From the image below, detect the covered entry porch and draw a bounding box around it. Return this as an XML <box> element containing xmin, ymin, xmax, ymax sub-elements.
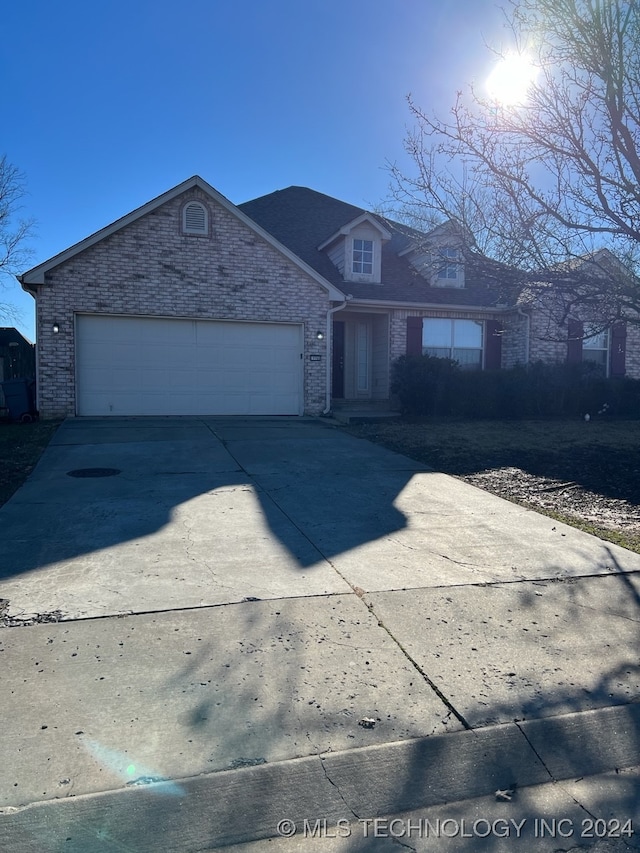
<box><xmin>331</xmin><ymin>310</ymin><xmax>391</xmax><ymax>404</ymax></box>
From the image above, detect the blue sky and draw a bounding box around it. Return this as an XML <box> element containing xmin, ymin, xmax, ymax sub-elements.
<box><xmin>2</xmin><ymin>0</ymin><xmax>507</xmax><ymax>341</ymax></box>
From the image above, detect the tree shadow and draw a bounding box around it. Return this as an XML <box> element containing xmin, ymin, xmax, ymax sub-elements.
<box><xmin>2</xmin><ymin>422</ymin><xmax>640</xmax><ymax>851</ymax></box>
<box><xmin>3</xmin><ymin>549</ymin><xmax>640</xmax><ymax>851</ymax></box>
<box><xmin>350</xmin><ymin>420</ymin><xmax>640</xmax><ymax>506</ymax></box>
<box><xmin>0</xmin><ymin>417</ymin><xmax>420</xmax><ymax>617</ymax></box>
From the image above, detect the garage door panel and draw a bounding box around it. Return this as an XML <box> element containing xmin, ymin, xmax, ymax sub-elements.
<box><xmin>76</xmin><ymin>316</ymin><xmax>304</xmax><ymax>416</ymax></box>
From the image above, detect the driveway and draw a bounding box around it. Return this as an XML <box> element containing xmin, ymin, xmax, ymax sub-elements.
<box><xmin>2</xmin><ymin>415</ymin><xmax>640</xmax><ymax>621</ymax></box>
<box><xmin>2</xmin><ymin>417</ymin><xmax>640</xmax><ymax>851</ymax></box>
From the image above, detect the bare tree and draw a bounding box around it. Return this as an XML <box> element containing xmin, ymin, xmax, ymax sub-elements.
<box><xmin>388</xmin><ymin>0</ymin><xmax>640</xmax><ymax>330</ymax></box>
<box><xmin>0</xmin><ymin>155</ymin><xmax>34</xmax><ymax>322</ymax></box>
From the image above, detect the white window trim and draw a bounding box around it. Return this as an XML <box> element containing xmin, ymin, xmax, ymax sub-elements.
<box><xmin>430</xmin><ymin>247</ymin><xmax>465</xmax><ymax>288</ymax></box>
<box><xmin>352</xmin><ymin>238</ymin><xmax>374</xmax><ymax>276</ymax></box>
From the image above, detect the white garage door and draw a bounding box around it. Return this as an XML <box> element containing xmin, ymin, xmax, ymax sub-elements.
<box><xmin>76</xmin><ymin>315</ymin><xmax>304</xmax><ymax>416</ymax></box>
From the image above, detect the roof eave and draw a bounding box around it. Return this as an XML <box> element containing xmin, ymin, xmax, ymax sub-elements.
<box><xmin>347</xmin><ymin>296</ymin><xmax>518</xmax><ymax>312</ymax></box>
<box><xmin>317</xmin><ymin>213</ymin><xmax>393</xmax><ymax>251</ymax></box>
<box><xmin>19</xmin><ymin>175</ymin><xmax>346</xmax><ymax>301</ymax></box>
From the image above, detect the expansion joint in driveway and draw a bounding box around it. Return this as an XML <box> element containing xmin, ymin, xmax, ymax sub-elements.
<box><xmin>513</xmin><ymin>720</ymin><xmax>555</xmax><ymax>782</ymax></box>
<box><xmin>204</xmin><ymin>423</ymin><xmax>473</xmax><ymax>730</ymax></box>
<box><xmin>361</xmin><ymin>595</ymin><xmax>473</xmax><ymax>732</ymax></box>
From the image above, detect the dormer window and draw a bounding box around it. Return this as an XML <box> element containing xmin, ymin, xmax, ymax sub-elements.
<box><xmin>438</xmin><ymin>247</ymin><xmax>459</xmax><ymax>280</ymax></box>
<box><xmin>318</xmin><ymin>213</ymin><xmax>391</xmax><ymax>284</ymax></box>
<box><xmin>431</xmin><ymin>246</ymin><xmax>464</xmax><ymax>288</ymax></box>
<box><xmin>353</xmin><ymin>239</ymin><xmax>373</xmax><ymax>275</ymax></box>
<box><xmin>182</xmin><ymin>201</ymin><xmax>208</xmax><ymax>235</ymax></box>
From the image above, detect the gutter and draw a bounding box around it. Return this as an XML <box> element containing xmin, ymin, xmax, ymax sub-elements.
<box><xmin>16</xmin><ymin>274</ymin><xmax>38</xmax><ymax>299</ymax></box>
<box><xmin>323</xmin><ymin>298</ymin><xmax>350</xmax><ymax>415</ymax></box>
<box><xmin>346</xmin><ymin>297</ymin><xmax>516</xmax><ymax>313</ymax></box>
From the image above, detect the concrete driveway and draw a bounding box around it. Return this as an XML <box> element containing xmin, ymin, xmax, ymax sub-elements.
<box><xmin>1</xmin><ymin>416</ymin><xmax>639</xmax><ymax>621</ymax></box>
<box><xmin>2</xmin><ymin>417</ymin><xmax>640</xmax><ymax>852</ymax></box>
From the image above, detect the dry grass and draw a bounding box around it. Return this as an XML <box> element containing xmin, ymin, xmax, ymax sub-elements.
<box><xmin>0</xmin><ymin>420</ymin><xmax>62</xmax><ymax>507</ymax></box>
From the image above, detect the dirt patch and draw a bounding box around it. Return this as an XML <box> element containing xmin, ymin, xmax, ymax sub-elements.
<box><xmin>0</xmin><ymin>599</ymin><xmax>65</xmax><ymax>628</ymax></box>
<box><xmin>461</xmin><ymin>467</ymin><xmax>640</xmax><ymax>540</ymax></box>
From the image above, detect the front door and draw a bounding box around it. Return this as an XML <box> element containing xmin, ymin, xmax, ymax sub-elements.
<box><xmin>332</xmin><ymin>320</ymin><xmax>345</xmax><ymax>398</ymax></box>
<box><xmin>355</xmin><ymin>320</ymin><xmax>370</xmax><ymax>396</ymax></box>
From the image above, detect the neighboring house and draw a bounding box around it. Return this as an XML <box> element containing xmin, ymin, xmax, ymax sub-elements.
<box><xmin>0</xmin><ymin>327</ymin><xmax>35</xmax><ymax>416</ymax></box>
<box><xmin>18</xmin><ymin>176</ymin><xmax>640</xmax><ymax>419</ymax></box>
<box><xmin>0</xmin><ymin>328</ymin><xmax>35</xmax><ymax>383</ymax></box>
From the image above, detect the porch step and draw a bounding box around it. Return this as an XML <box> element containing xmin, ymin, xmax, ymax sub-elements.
<box><xmin>330</xmin><ymin>409</ymin><xmax>402</xmax><ymax>425</ymax></box>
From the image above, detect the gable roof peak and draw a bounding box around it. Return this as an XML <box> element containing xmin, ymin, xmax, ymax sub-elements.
<box><xmin>19</xmin><ymin>176</ymin><xmax>345</xmax><ymax>300</ymax></box>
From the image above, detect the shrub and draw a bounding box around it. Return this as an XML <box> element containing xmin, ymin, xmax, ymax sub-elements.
<box><xmin>391</xmin><ymin>355</ymin><xmax>640</xmax><ymax>419</ymax></box>
<box><xmin>391</xmin><ymin>354</ymin><xmax>459</xmax><ymax>416</ymax></box>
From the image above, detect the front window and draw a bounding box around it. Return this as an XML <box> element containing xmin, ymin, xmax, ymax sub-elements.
<box><xmin>353</xmin><ymin>239</ymin><xmax>373</xmax><ymax>275</ymax></box>
<box><xmin>583</xmin><ymin>325</ymin><xmax>609</xmax><ymax>373</ymax></box>
<box><xmin>422</xmin><ymin>318</ymin><xmax>483</xmax><ymax>370</ymax></box>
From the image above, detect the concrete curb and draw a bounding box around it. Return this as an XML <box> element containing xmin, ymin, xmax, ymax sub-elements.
<box><xmin>2</xmin><ymin>703</ymin><xmax>639</xmax><ymax>852</ymax></box>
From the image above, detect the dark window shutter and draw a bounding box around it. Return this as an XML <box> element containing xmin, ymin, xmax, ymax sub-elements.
<box><xmin>484</xmin><ymin>320</ymin><xmax>503</xmax><ymax>370</ymax></box>
<box><xmin>406</xmin><ymin>316</ymin><xmax>423</xmax><ymax>356</ymax></box>
<box><xmin>610</xmin><ymin>321</ymin><xmax>627</xmax><ymax>377</ymax></box>
<box><xmin>567</xmin><ymin>319</ymin><xmax>583</xmax><ymax>363</ymax></box>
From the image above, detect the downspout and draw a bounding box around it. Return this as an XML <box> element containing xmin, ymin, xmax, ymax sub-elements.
<box><xmin>517</xmin><ymin>307</ymin><xmax>530</xmax><ymax>364</ymax></box>
<box><xmin>323</xmin><ymin>296</ymin><xmax>350</xmax><ymax>415</ymax></box>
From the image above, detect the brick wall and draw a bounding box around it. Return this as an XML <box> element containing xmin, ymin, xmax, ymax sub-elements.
<box><xmin>501</xmin><ymin>312</ymin><xmax>528</xmax><ymax>368</ymax></box>
<box><xmin>528</xmin><ymin>306</ymin><xmax>640</xmax><ymax>379</ymax></box>
<box><xmin>35</xmin><ymin>188</ymin><xmax>331</xmax><ymax>417</ymax></box>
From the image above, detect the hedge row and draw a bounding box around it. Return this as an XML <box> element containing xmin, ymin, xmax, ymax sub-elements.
<box><xmin>391</xmin><ymin>355</ymin><xmax>640</xmax><ymax>418</ymax></box>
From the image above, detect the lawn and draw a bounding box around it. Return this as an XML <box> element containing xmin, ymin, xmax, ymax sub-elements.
<box><xmin>345</xmin><ymin>418</ymin><xmax>640</xmax><ymax>554</ymax></box>
<box><xmin>0</xmin><ymin>420</ymin><xmax>62</xmax><ymax>507</ymax></box>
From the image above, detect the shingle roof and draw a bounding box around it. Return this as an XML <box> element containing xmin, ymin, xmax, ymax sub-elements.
<box><xmin>239</xmin><ymin>186</ymin><xmax>511</xmax><ymax>309</ymax></box>
<box><xmin>0</xmin><ymin>327</ymin><xmax>33</xmax><ymax>347</ymax></box>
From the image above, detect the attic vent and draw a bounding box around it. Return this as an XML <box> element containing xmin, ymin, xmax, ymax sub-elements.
<box><xmin>183</xmin><ymin>201</ymin><xmax>208</xmax><ymax>235</ymax></box>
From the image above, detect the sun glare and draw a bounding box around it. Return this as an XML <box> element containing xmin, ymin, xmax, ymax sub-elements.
<box><xmin>486</xmin><ymin>52</ymin><xmax>538</xmax><ymax>106</ymax></box>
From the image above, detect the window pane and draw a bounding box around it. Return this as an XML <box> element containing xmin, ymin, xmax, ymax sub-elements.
<box><xmin>453</xmin><ymin>320</ymin><xmax>483</xmax><ymax>348</ymax></box>
<box><xmin>453</xmin><ymin>348</ymin><xmax>482</xmax><ymax>369</ymax></box>
<box><xmin>583</xmin><ymin>349</ymin><xmax>607</xmax><ymax>369</ymax></box>
<box><xmin>438</xmin><ymin>264</ymin><xmax>457</xmax><ymax>279</ymax></box>
<box><xmin>583</xmin><ymin>328</ymin><xmax>608</xmax><ymax>349</ymax></box>
<box><xmin>437</xmin><ymin>247</ymin><xmax>459</xmax><ymax>279</ymax></box>
<box><xmin>422</xmin><ymin>319</ymin><xmax>452</xmax><ymax>348</ymax></box>
<box><xmin>424</xmin><ymin>347</ymin><xmax>452</xmax><ymax>359</ymax></box>
<box><xmin>353</xmin><ymin>239</ymin><xmax>373</xmax><ymax>274</ymax></box>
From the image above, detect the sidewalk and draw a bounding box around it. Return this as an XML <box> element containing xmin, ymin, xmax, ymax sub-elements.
<box><xmin>1</xmin><ymin>417</ymin><xmax>639</xmax><ymax>851</ymax></box>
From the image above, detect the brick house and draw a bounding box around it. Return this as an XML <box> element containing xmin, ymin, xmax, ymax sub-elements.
<box><xmin>19</xmin><ymin>176</ymin><xmax>640</xmax><ymax>419</ymax></box>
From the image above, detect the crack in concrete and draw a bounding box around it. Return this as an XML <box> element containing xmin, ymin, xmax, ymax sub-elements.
<box><xmin>555</xmin><ymin>781</ymin><xmax>600</xmax><ymax>824</ymax></box>
<box><xmin>318</xmin><ymin>753</ymin><xmax>361</xmax><ymax>821</ymax></box>
<box><xmin>386</xmin><ymin>537</ymin><xmax>487</xmax><ymax>574</ymax></box>
<box><xmin>180</xmin><ymin>516</ymin><xmax>237</xmax><ymax>594</ymax></box>
<box><xmin>391</xmin><ymin>835</ymin><xmax>418</xmax><ymax>852</ymax></box>
<box><xmin>513</xmin><ymin>720</ymin><xmax>555</xmax><ymax>783</ymax></box>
